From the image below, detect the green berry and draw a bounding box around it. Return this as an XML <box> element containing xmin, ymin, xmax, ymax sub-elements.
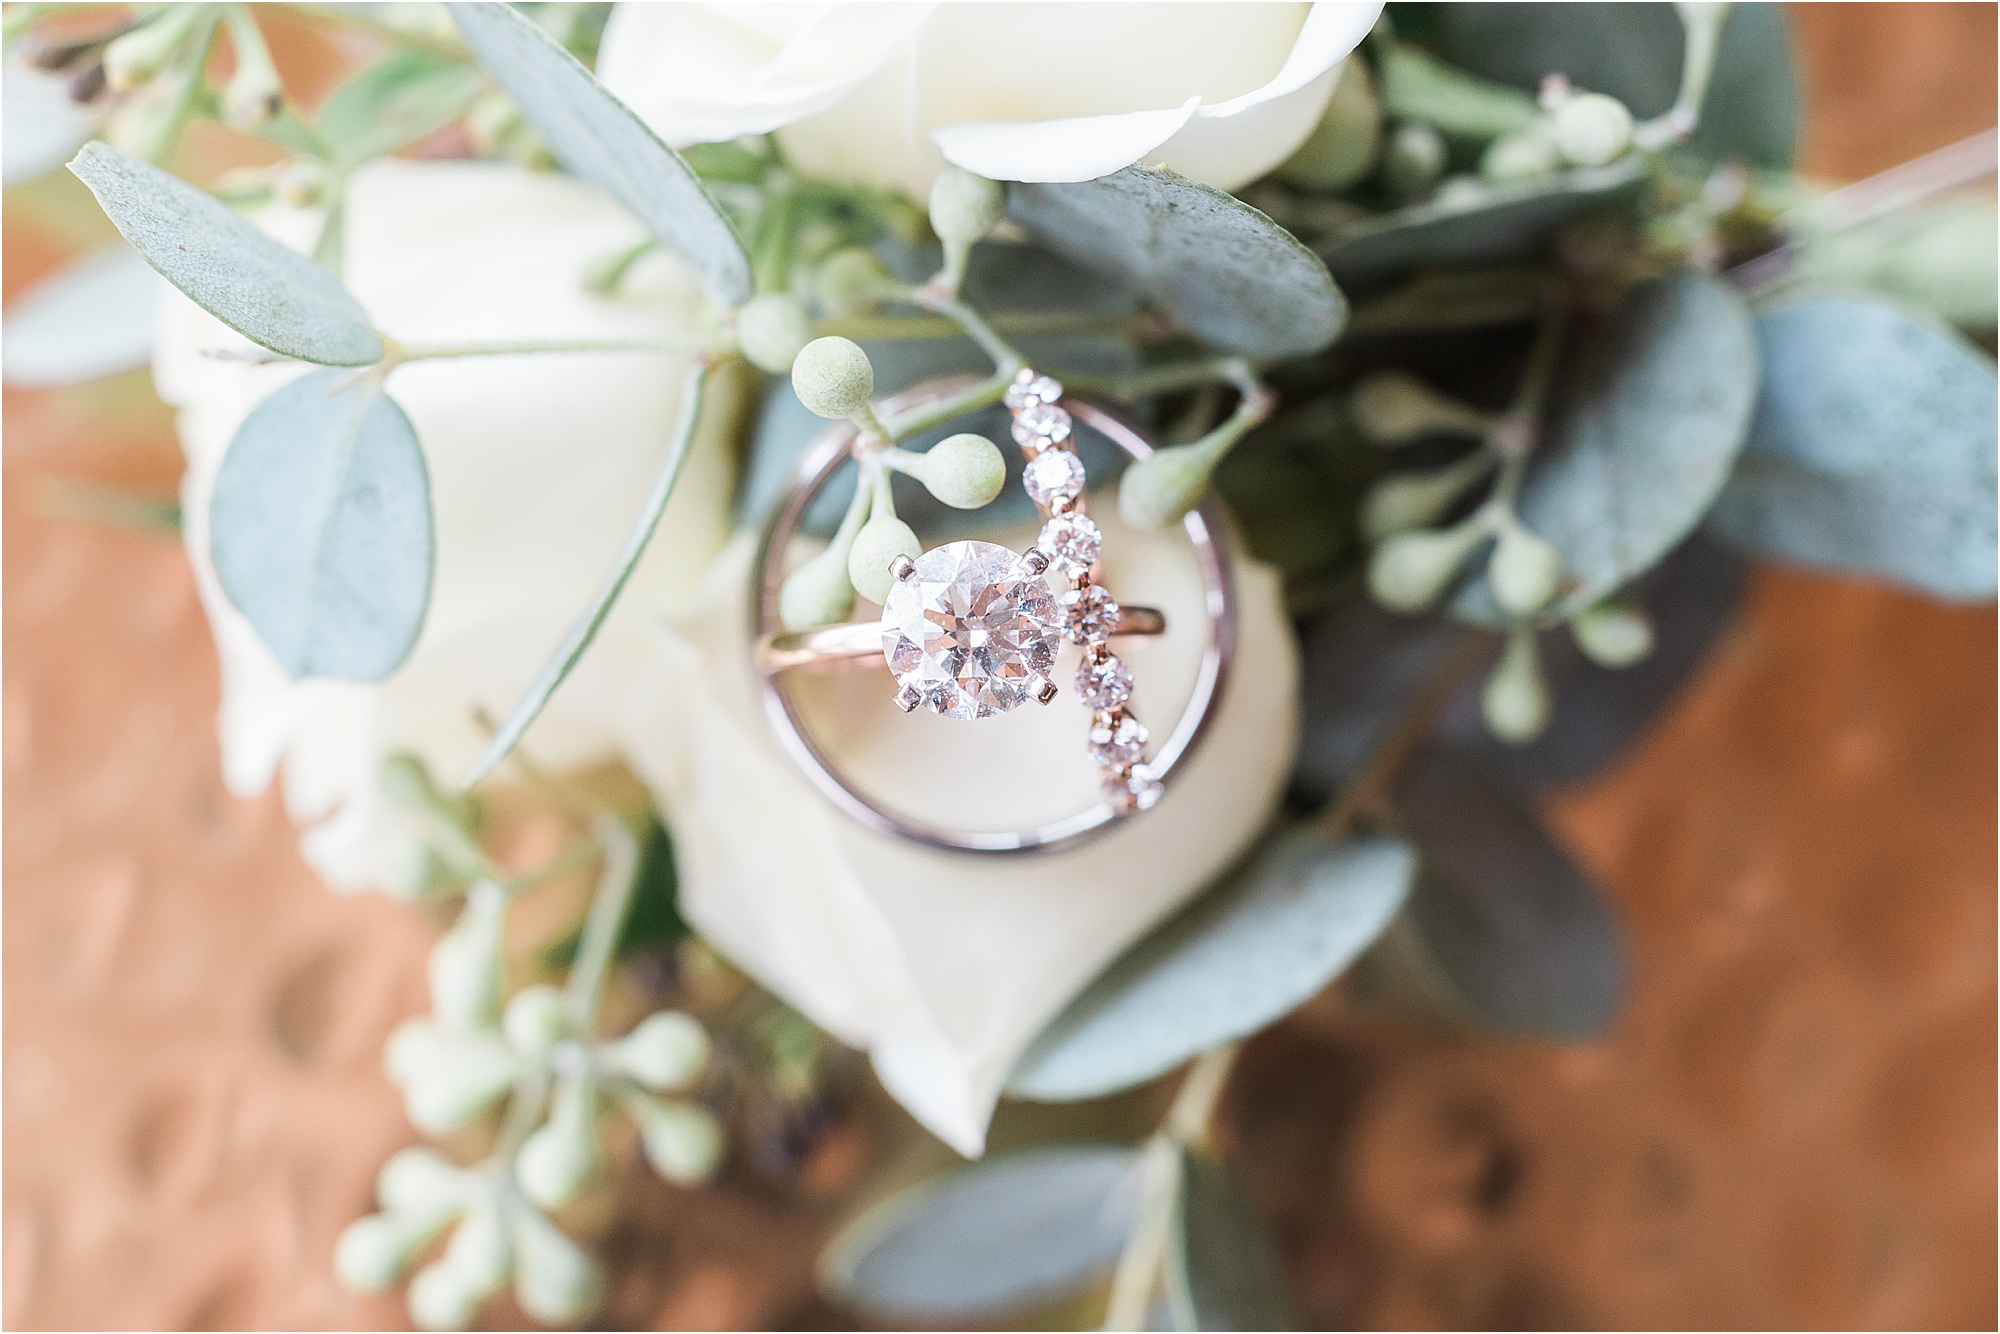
<box><xmin>508</xmin><ymin>1202</ymin><xmax>604</xmax><ymax>1327</ymax></box>
<box><xmin>630</xmin><ymin>1095</ymin><xmax>726</xmax><ymax>1185</ymax></box>
<box><xmin>778</xmin><ymin>545</ymin><xmax>857</xmax><ymax>631</ymax></box>
<box><xmin>428</xmin><ymin>883</ymin><xmax>505</xmax><ymax>1029</ymax></box>
<box><xmin>791</xmin><ymin>336</ymin><xmax>875</xmax><ymax>419</ymax></box>
<box><xmin>736</xmin><ymin>293</ymin><xmax>816</xmax><ymax>374</ymax></box>
<box><xmin>1277</xmin><ymin>58</ymin><xmax>1380</xmax><ymax>192</ymax></box>
<box><xmin>407</xmin><ymin>1258</ymin><xmax>482</xmax><ymax>1332</ymax></box>
<box><xmin>501</xmin><ymin>985</ymin><xmax>569</xmax><ymax>1058</ymax></box>
<box><xmin>1483</xmin><ymin>628</ymin><xmax>1550</xmax><ymax>743</ymax></box>
<box><xmin>1480</xmin><ymin>125</ymin><xmax>1561</xmax><ymax>182</ymax></box>
<box><xmin>848</xmin><ymin>515</ymin><xmax>922</xmax><ymax>604</ymax></box>
<box><xmin>1350</xmin><ymin>370</ymin><xmax>1492</xmax><ymax>445</ymax></box>
<box><xmin>1572</xmin><ymin>600</ymin><xmax>1655</xmax><ymax>667</ymax></box>
<box><xmin>1553</xmin><ymin>92</ymin><xmax>1634</xmax><ymax>167</ymax></box>
<box><xmin>1382</xmin><ymin>122</ymin><xmax>1446</xmax><ymax>204</ymax></box>
<box><xmin>1367</xmin><ymin>522</ymin><xmax>1485</xmax><ymax>613</ymax></box>
<box><xmin>816</xmin><ymin>248</ymin><xmax>895</xmax><ymax>318</ymax></box>
<box><xmin>928</xmin><ymin>165</ymin><xmax>1006</xmax><ymax>246</ymax></box>
<box><xmin>1488</xmin><ymin>524</ymin><xmax>1563</xmax><ymax>615</ymax></box>
<box><xmin>611</xmin><ymin>1011</ymin><xmax>710</xmax><ymax>1091</ymax></box>
<box><xmin>915</xmin><ymin>434</ymin><xmax>1005</xmax><ymax>509</ymax></box>
<box><xmin>1118</xmin><ymin>443</ymin><xmax>1216</xmax><ymax>530</ymax></box>
<box><xmin>515</xmin><ymin>1078</ymin><xmax>599</xmax><ymax>1209</ymax></box>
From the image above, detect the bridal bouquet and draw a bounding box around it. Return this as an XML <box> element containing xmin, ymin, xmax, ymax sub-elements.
<box><xmin>9</xmin><ymin>1</ymin><xmax>1993</xmax><ymax>1327</ymax></box>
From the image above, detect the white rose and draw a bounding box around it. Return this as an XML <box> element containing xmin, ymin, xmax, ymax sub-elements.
<box><xmin>596</xmin><ymin>2</ymin><xmax>1384</xmax><ymax>199</ymax></box>
<box><xmin>624</xmin><ymin>507</ymin><xmax>1298</xmax><ymax>1155</ymax></box>
<box><xmin>155</xmin><ymin>160</ymin><xmax>736</xmax><ymax>890</ymax></box>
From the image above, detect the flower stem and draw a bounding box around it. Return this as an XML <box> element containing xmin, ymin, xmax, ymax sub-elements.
<box><xmin>881</xmin><ymin>370</ymin><xmax>1016</xmax><ymax>443</ymax></box>
<box><xmin>390</xmin><ymin>337</ymin><xmax>710</xmax><ymax>363</ymax></box>
<box><xmin>562</xmin><ymin>816</ymin><xmax>641</xmax><ymax>1032</ymax></box>
<box><xmin>906</xmin><ymin>284</ymin><xmax>1025</xmax><ymax>377</ymax></box>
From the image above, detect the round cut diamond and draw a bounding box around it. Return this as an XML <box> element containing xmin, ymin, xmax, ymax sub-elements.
<box><xmin>1004</xmin><ymin>373</ymin><xmax>1063</xmax><ymax>410</ymax></box>
<box><xmin>1075</xmin><ymin>653</ymin><xmax>1133</xmax><ymax>709</ymax></box>
<box><xmin>1011</xmin><ymin>401</ymin><xmax>1072</xmax><ymax>449</ymax></box>
<box><xmin>1089</xmin><ymin>713</ymin><xmax>1149</xmax><ymax>767</ymax></box>
<box><xmin>1061</xmin><ymin>584</ymin><xmax>1120</xmax><ymax>645</ymax></box>
<box><xmin>1036</xmin><ymin>514</ymin><xmax>1101</xmax><ymax>573</ymax></box>
<box><xmin>880</xmin><ymin>540</ymin><xmax>1060</xmax><ymax>720</ymax></box>
<box><xmin>1024</xmin><ymin>448</ymin><xmax>1086</xmax><ymax>506</ymax></box>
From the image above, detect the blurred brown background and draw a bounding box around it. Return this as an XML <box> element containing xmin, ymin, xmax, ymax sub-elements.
<box><xmin>4</xmin><ymin>5</ymin><xmax>1995</xmax><ymax>1330</ymax></box>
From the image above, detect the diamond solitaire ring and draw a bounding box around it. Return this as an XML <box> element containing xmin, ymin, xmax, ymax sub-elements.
<box><xmin>752</xmin><ymin>374</ymin><xmax>1235</xmax><ymax>855</ymax></box>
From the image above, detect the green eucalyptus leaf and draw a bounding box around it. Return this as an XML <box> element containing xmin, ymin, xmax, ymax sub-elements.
<box><xmin>1793</xmin><ymin>201</ymin><xmax>1999</xmax><ymax>335</ymax></box>
<box><xmin>318</xmin><ymin>48</ymin><xmax>487</xmax><ymax>166</ymax></box>
<box><xmin>465</xmin><ymin>362</ymin><xmax>709</xmax><ymax>785</ymax></box>
<box><xmin>1166</xmin><ymin>1148</ymin><xmax>1297</xmax><ymax>1332</ymax></box>
<box><xmin>1009</xmin><ymin>165</ymin><xmax>1346</xmax><ymax>359</ymax></box>
<box><xmin>1455</xmin><ymin>270</ymin><xmax>1759</xmax><ymax>624</ymax></box>
<box><xmin>1396</xmin><ymin>742</ymin><xmax>1623</xmax><ymax>1036</ymax></box>
<box><xmin>1390</xmin><ymin>2</ymin><xmax>1797</xmax><ymax>167</ymax></box>
<box><xmin>210</xmin><ymin>368</ymin><xmax>432</xmax><ymax>680</ymax></box>
<box><xmin>447</xmin><ymin>1</ymin><xmax>752</xmax><ymax>306</ymax></box>
<box><xmin>1707</xmin><ymin>291</ymin><xmax>1998</xmax><ymax>600</ymax></box>
<box><xmin>1008</xmin><ymin>831</ymin><xmax>1415</xmax><ymax>1103</ymax></box>
<box><xmin>67</xmin><ymin>141</ymin><xmax>384</xmax><ymax>366</ymax></box>
<box><xmin>819</xmin><ymin>1144</ymin><xmax>1139</xmax><ymax>1323</ymax></box>
<box><xmin>1320</xmin><ymin>157</ymin><xmax>1644</xmax><ymax>288</ymax></box>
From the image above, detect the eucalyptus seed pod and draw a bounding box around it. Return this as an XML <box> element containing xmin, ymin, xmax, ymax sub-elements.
<box><xmin>909</xmin><ymin>433</ymin><xmax>1005</xmax><ymax>509</ymax></box>
<box><xmin>778</xmin><ymin>544</ymin><xmax>857</xmax><ymax>631</ymax></box>
<box><xmin>220</xmin><ymin>9</ymin><xmax>283</xmax><ymax>130</ymax></box>
<box><xmin>377</xmin><ymin>1146</ymin><xmax>474</xmax><ymax>1219</ymax></box>
<box><xmin>502</xmin><ymin>984</ymin><xmax>570</xmax><ymax>1058</ymax></box>
<box><xmin>1118</xmin><ymin>441</ymin><xmax>1217</xmax><ymax>530</ymax></box>
<box><xmin>1349</xmin><ymin>370</ymin><xmax>1494</xmax><ymax>446</ymax></box>
<box><xmin>1360</xmin><ymin>453</ymin><xmax>1496</xmax><ymax>541</ymax></box>
<box><xmin>628</xmin><ymin>1092</ymin><xmax>726</xmax><ymax>1186</ymax></box>
<box><xmin>102</xmin><ymin>7</ymin><xmax>203</xmax><ymax>91</ymax></box>
<box><xmin>515</xmin><ymin>1074</ymin><xmax>601</xmax><ymax>1210</ymax></box>
<box><xmin>1553</xmin><ymin>91</ymin><xmax>1635</xmax><ymax>167</ymax></box>
<box><xmin>508</xmin><ymin>1202</ymin><xmax>604</xmax><ymax>1327</ymax></box>
<box><xmin>406</xmin><ymin>1257</ymin><xmax>483</xmax><ymax>1332</ymax></box>
<box><xmin>791</xmin><ymin>336</ymin><xmax>875</xmax><ymax>420</ymax></box>
<box><xmin>428</xmin><ymin>882</ymin><xmax>506</xmax><ymax>1029</ymax></box>
<box><xmin>1381</xmin><ymin>121</ymin><xmax>1446</xmax><ymax>204</ymax></box>
<box><xmin>1483</xmin><ymin>627</ymin><xmax>1551</xmax><ymax>743</ymax></box>
<box><xmin>609</xmin><ymin>1011</ymin><xmax>710</xmax><ymax>1091</ymax></box>
<box><xmin>1480</xmin><ymin>124</ymin><xmax>1561</xmax><ymax>182</ymax></box>
<box><xmin>1487</xmin><ymin>523</ymin><xmax>1563</xmax><ymax>615</ymax></box>
<box><xmin>1571</xmin><ymin>599</ymin><xmax>1655</xmax><ymax>667</ymax></box>
<box><xmin>815</xmin><ymin>247</ymin><xmax>896</xmax><ymax>318</ymax></box>
<box><xmin>402</xmin><ymin>1031</ymin><xmax>523</xmax><ymax>1135</ymax></box>
<box><xmin>442</xmin><ymin>1200</ymin><xmax>513</xmax><ymax>1296</ymax></box>
<box><xmin>736</xmin><ymin>293</ymin><xmax>816</xmax><ymax>375</ymax></box>
<box><xmin>1367</xmin><ymin>521</ymin><xmax>1487</xmax><ymax>613</ymax></box>
<box><xmin>1276</xmin><ymin>57</ymin><xmax>1381</xmax><ymax>192</ymax></box>
<box><xmin>848</xmin><ymin>513</ymin><xmax>922</xmax><ymax>604</ymax></box>
<box><xmin>334</xmin><ymin>1211</ymin><xmax>447</xmax><ymax>1292</ymax></box>
<box><xmin>928</xmin><ymin>165</ymin><xmax>1006</xmax><ymax>246</ymax></box>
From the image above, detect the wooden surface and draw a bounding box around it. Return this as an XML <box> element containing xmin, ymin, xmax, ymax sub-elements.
<box><xmin>3</xmin><ymin>5</ymin><xmax>1995</xmax><ymax>1329</ymax></box>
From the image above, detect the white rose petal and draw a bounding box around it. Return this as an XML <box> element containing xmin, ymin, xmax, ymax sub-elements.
<box><xmin>157</xmin><ymin>161</ymin><xmax>735</xmax><ymax>889</ymax></box>
<box><xmin>598</xmin><ymin>2</ymin><xmax>1384</xmax><ymax>198</ymax></box>
<box><xmin>624</xmin><ymin>507</ymin><xmax>1298</xmax><ymax>1155</ymax></box>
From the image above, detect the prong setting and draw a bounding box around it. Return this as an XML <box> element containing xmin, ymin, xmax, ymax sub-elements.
<box><xmin>889</xmin><ymin>553</ymin><xmax>917</xmax><ymax>582</ymax></box>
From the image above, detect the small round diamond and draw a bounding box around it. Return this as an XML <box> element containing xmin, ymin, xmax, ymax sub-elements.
<box><xmin>1075</xmin><ymin>653</ymin><xmax>1133</xmax><ymax>709</ymax></box>
<box><xmin>1036</xmin><ymin>514</ymin><xmax>1101</xmax><ymax>574</ymax></box>
<box><xmin>1061</xmin><ymin>584</ymin><xmax>1120</xmax><ymax>645</ymax></box>
<box><xmin>1103</xmin><ymin>766</ymin><xmax>1164</xmax><ymax>812</ymax></box>
<box><xmin>1011</xmin><ymin>401</ymin><xmax>1072</xmax><ymax>449</ymax></box>
<box><xmin>1024</xmin><ymin>448</ymin><xmax>1086</xmax><ymax>506</ymax></box>
<box><xmin>1004</xmin><ymin>373</ymin><xmax>1063</xmax><ymax>410</ymax></box>
<box><xmin>880</xmin><ymin>540</ymin><xmax>1061</xmax><ymax>720</ymax></box>
<box><xmin>1089</xmin><ymin>713</ymin><xmax>1149</xmax><ymax>767</ymax></box>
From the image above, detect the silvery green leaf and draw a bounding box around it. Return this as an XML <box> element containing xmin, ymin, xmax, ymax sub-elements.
<box><xmin>1396</xmin><ymin>743</ymin><xmax>1623</xmax><ymax>1036</ymax></box>
<box><xmin>1010</xmin><ymin>165</ymin><xmax>1346</xmax><ymax>359</ymax></box>
<box><xmin>447</xmin><ymin>2</ymin><xmax>752</xmax><ymax>306</ymax></box>
<box><xmin>1793</xmin><ymin>201</ymin><xmax>1999</xmax><ymax>335</ymax></box>
<box><xmin>1707</xmin><ymin>291</ymin><xmax>1998</xmax><ymax>600</ymax></box>
<box><xmin>4</xmin><ymin>58</ymin><xmax>95</xmax><ymax>188</ymax></box>
<box><xmin>1320</xmin><ymin>157</ymin><xmax>1645</xmax><ymax>289</ymax></box>
<box><xmin>819</xmin><ymin>1144</ymin><xmax>1139</xmax><ymax>1323</ymax></box>
<box><xmin>464</xmin><ymin>362</ymin><xmax>709</xmax><ymax>785</ymax></box>
<box><xmin>1455</xmin><ymin>270</ymin><xmax>1759</xmax><ymax>624</ymax></box>
<box><xmin>1008</xmin><ymin>831</ymin><xmax>1415</xmax><ymax>1102</ymax></box>
<box><xmin>1437</xmin><ymin>533</ymin><xmax>1748</xmax><ymax>791</ymax></box>
<box><xmin>2</xmin><ymin>245</ymin><xmax>162</xmax><ymax>387</ymax></box>
<box><xmin>1294</xmin><ymin>594</ymin><xmax>1465</xmax><ymax>804</ymax></box>
<box><xmin>67</xmin><ymin>142</ymin><xmax>384</xmax><ymax>366</ymax></box>
<box><xmin>318</xmin><ymin>48</ymin><xmax>486</xmax><ymax>166</ymax></box>
<box><xmin>1389</xmin><ymin>2</ymin><xmax>1797</xmax><ymax>167</ymax></box>
<box><xmin>210</xmin><ymin>368</ymin><xmax>432</xmax><ymax>680</ymax></box>
<box><xmin>1166</xmin><ymin>1147</ymin><xmax>1297</xmax><ymax>1333</ymax></box>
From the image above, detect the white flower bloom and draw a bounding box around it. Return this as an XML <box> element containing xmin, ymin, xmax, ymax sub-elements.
<box><xmin>625</xmin><ymin>507</ymin><xmax>1299</xmax><ymax>1155</ymax></box>
<box><xmin>596</xmin><ymin>2</ymin><xmax>1384</xmax><ymax>199</ymax></box>
<box><xmin>156</xmin><ymin>160</ymin><xmax>735</xmax><ymax>890</ymax></box>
